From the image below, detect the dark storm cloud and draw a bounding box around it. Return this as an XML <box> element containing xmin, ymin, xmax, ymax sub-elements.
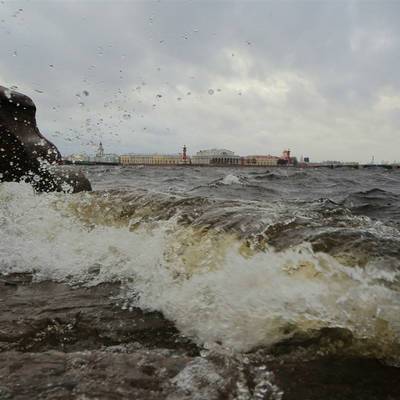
<box><xmin>0</xmin><ymin>0</ymin><xmax>399</xmax><ymax>162</ymax></box>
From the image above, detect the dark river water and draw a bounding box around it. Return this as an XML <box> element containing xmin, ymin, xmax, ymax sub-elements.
<box><xmin>1</xmin><ymin>165</ymin><xmax>400</xmax><ymax>361</ymax></box>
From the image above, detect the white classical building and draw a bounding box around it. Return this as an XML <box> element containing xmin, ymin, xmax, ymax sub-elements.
<box><xmin>191</xmin><ymin>149</ymin><xmax>240</xmax><ymax>165</ymax></box>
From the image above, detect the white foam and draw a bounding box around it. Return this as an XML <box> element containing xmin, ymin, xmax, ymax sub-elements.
<box><xmin>220</xmin><ymin>174</ymin><xmax>242</xmax><ymax>185</ymax></box>
<box><xmin>0</xmin><ymin>182</ymin><xmax>165</xmax><ymax>284</ymax></box>
<box><xmin>1</xmin><ymin>182</ymin><xmax>399</xmax><ymax>354</ymax></box>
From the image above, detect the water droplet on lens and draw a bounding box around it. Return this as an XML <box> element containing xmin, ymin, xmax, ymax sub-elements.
<box><xmin>208</xmin><ymin>89</ymin><xmax>214</xmax><ymax>95</ymax></box>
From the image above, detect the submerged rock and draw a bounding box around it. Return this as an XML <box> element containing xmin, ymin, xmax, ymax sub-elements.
<box><xmin>0</xmin><ymin>85</ymin><xmax>91</xmax><ymax>192</ymax></box>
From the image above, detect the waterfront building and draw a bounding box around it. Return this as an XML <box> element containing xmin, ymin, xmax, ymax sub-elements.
<box><xmin>321</xmin><ymin>161</ymin><xmax>359</xmax><ymax>166</ymax></box>
<box><xmin>299</xmin><ymin>155</ymin><xmax>310</xmax><ymax>163</ymax></box>
<box><xmin>120</xmin><ymin>145</ymin><xmax>190</xmax><ymax>165</ymax></box>
<box><xmin>65</xmin><ymin>143</ymin><xmax>119</xmax><ymax>164</ymax></box>
<box><xmin>321</xmin><ymin>160</ymin><xmax>343</xmax><ymax>165</ymax></box>
<box><xmin>241</xmin><ymin>155</ymin><xmax>279</xmax><ymax>166</ymax></box>
<box><xmin>191</xmin><ymin>149</ymin><xmax>240</xmax><ymax>165</ymax></box>
<box><xmin>91</xmin><ymin>142</ymin><xmax>119</xmax><ymax>163</ymax></box>
<box><xmin>277</xmin><ymin>149</ymin><xmax>298</xmax><ymax>166</ymax></box>
<box><xmin>96</xmin><ymin>142</ymin><xmax>104</xmax><ymax>158</ymax></box>
<box><xmin>120</xmin><ymin>153</ymin><xmax>183</xmax><ymax>165</ymax></box>
<box><xmin>91</xmin><ymin>153</ymin><xmax>119</xmax><ymax>163</ymax></box>
<box><xmin>298</xmin><ymin>155</ymin><xmax>311</xmax><ymax>167</ymax></box>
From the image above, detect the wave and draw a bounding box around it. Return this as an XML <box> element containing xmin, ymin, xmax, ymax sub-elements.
<box><xmin>342</xmin><ymin>188</ymin><xmax>400</xmax><ymax>224</ymax></box>
<box><xmin>208</xmin><ymin>174</ymin><xmax>249</xmax><ymax>186</ymax></box>
<box><xmin>344</xmin><ymin>188</ymin><xmax>399</xmax><ymax>202</ymax></box>
<box><xmin>250</xmin><ymin>169</ymin><xmax>317</xmax><ymax>182</ymax></box>
<box><xmin>253</xmin><ymin>172</ymin><xmax>285</xmax><ymax>181</ymax></box>
<box><xmin>1</xmin><ymin>182</ymin><xmax>400</xmax><ymax>359</ymax></box>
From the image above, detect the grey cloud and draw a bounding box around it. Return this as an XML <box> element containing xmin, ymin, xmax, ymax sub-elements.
<box><xmin>0</xmin><ymin>0</ymin><xmax>399</xmax><ymax>162</ymax></box>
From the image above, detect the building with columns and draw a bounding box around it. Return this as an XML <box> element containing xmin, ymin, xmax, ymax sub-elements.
<box><xmin>191</xmin><ymin>149</ymin><xmax>240</xmax><ymax>165</ymax></box>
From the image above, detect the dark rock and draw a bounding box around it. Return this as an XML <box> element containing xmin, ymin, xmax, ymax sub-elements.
<box><xmin>42</xmin><ymin>165</ymin><xmax>92</xmax><ymax>193</ymax></box>
<box><xmin>0</xmin><ymin>86</ymin><xmax>91</xmax><ymax>192</ymax></box>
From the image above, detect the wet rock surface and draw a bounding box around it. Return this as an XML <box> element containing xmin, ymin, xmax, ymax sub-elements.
<box><xmin>0</xmin><ymin>86</ymin><xmax>91</xmax><ymax>193</ymax></box>
<box><xmin>0</xmin><ymin>273</ymin><xmax>399</xmax><ymax>400</ymax></box>
<box><xmin>0</xmin><ymin>86</ymin><xmax>61</xmax><ymax>180</ymax></box>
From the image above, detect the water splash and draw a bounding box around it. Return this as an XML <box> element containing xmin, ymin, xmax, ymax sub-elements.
<box><xmin>0</xmin><ymin>182</ymin><xmax>399</xmax><ymax>360</ymax></box>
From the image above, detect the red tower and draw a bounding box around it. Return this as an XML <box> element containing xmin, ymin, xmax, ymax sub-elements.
<box><xmin>182</xmin><ymin>145</ymin><xmax>187</xmax><ymax>162</ymax></box>
<box><xmin>282</xmin><ymin>149</ymin><xmax>291</xmax><ymax>161</ymax></box>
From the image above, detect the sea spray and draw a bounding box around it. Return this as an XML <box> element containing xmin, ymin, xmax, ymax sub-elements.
<box><xmin>1</xmin><ymin>181</ymin><xmax>399</xmax><ymax>361</ymax></box>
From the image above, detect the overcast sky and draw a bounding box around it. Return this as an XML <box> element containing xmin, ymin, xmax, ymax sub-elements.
<box><xmin>1</xmin><ymin>0</ymin><xmax>400</xmax><ymax>163</ymax></box>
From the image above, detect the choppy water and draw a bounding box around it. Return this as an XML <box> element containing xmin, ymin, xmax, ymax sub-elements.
<box><xmin>1</xmin><ymin>166</ymin><xmax>400</xmax><ymax>360</ymax></box>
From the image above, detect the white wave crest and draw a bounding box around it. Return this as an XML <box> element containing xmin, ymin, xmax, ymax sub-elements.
<box><xmin>220</xmin><ymin>174</ymin><xmax>242</xmax><ymax>185</ymax></box>
<box><xmin>1</xmin><ymin>182</ymin><xmax>400</xmax><ymax>355</ymax></box>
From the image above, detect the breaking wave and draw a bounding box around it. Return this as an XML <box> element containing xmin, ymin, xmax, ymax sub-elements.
<box><xmin>1</xmin><ymin>181</ymin><xmax>400</xmax><ymax>360</ymax></box>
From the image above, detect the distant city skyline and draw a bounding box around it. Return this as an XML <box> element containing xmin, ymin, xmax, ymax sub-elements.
<box><xmin>1</xmin><ymin>1</ymin><xmax>400</xmax><ymax>163</ymax></box>
<box><xmin>67</xmin><ymin>142</ymin><xmax>397</xmax><ymax>165</ymax></box>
